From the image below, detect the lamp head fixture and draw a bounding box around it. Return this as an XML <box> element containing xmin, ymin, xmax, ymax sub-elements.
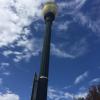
<box><xmin>42</xmin><ymin>2</ymin><xmax>57</xmax><ymax>21</ymax></box>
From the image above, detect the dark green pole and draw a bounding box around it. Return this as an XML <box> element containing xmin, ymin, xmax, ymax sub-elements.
<box><xmin>40</xmin><ymin>12</ymin><xmax>55</xmax><ymax>78</ymax></box>
<box><xmin>36</xmin><ymin>12</ymin><xmax>55</xmax><ymax>100</ymax></box>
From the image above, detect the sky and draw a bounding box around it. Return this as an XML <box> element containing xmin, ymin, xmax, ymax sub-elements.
<box><xmin>0</xmin><ymin>0</ymin><xmax>100</xmax><ymax>100</ymax></box>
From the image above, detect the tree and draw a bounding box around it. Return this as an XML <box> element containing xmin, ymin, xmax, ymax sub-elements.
<box><xmin>86</xmin><ymin>85</ymin><xmax>100</xmax><ymax>100</ymax></box>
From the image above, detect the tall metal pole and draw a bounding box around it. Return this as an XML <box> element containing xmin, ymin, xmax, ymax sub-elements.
<box><xmin>40</xmin><ymin>12</ymin><xmax>55</xmax><ymax>78</ymax></box>
<box><xmin>31</xmin><ymin>2</ymin><xmax>57</xmax><ymax>100</ymax></box>
<box><xmin>36</xmin><ymin>12</ymin><xmax>55</xmax><ymax>100</ymax></box>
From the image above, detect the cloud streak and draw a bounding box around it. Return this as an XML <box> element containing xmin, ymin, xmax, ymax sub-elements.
<box><xmin>58</xmin><ymin>0</ymin><xmax>87</xmax><ymax>14</ymax></box>
<box><xmin>48</xmin><ymin>87</ymin><xmax>87</xmax><ymax>100</ymax></box>
<box><xmin>90</xmin><ymin>78</ymin><xmax>100</xmax><ymax>84</ymax></box>
<box><xmin>74</xmin><ymin>71</ymin><xmax>88</xmax><ymax>85</ymax></box>
<box><xmin>51</xmin><ymin>44</ymin><xmax>75</xmax><ymax>59</ymax></box>
<box><xmin>74</xmin><ymin>12</ymin><xmax>100</xmax><ymax>35</ymax></box>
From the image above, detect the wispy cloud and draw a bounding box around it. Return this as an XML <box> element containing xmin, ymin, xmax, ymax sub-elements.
<box><xmin>79</xmin><ymin>86</ymin><xmax>87</xmax><ymax>92</ymax></box>
<box><xmin>51</xmin><ymin>44</ymin><xmax>75</xmax><ymax>59</ymax></box>
<box><xmin>0</xmin><ymin>63</ymin><xmax>11</xmax><ymax>76</ymax></box>
<box><xmin>48</xmin><ymin>87</ymin><xmax>87</xmax><ymax>100</ymax></box>
<box><xmin>74</xmin><ymin>92</ymin><xmax>87</xmax><ymax>100</ymax></box>
<box><xmin>63</xmin><ymin>85</ymin><xmax>72</xmax><ymax>90</ymax></box>
<box><xmin>2</xmin><ymin>72</ymin><xmax>11</xmax><ymax>76</ymax></box>
<box><xmin>68</xmin><ymin>38</ymin><xmax>88</xmax><ymax>57</ymax></box>
<box><xmin>0</xmin><ymin>63</ymin><xmax>10</xmax><ymax>71</ymax></box>
<box><xmin>2</xmin><ymin>38</ymin><xmax>42</xmax><ymax>62</ymax></box>
<box><xmin>57</xmin><ymin>21</ymin><xmax>71</xmax><ymax>31</ymax></box>
<box><xmin>48</xmin><ymin>87</ymin><xmax>74</xmax><ymax>100</ymax></box>
<box><xmin>74</xmin><ymin>12</ymin><xmax>100</xmax><ymax>35</ymax></box>
<box><xmin>58</xmin><ymin>0</ymin><xmax>87</xmax><ymax>14</ymax></box>
<box><xmin>74</xmin><ymin>71</ymin><xmax>88</xmax><ymax>85</ymax></box>
<box><xmin>90</xmin><ymin>78</ymin><xmax>100</xmax><ymax>84</ymax></box>
<box><xmin>51</xmin><ymin>38</ymin><xmax>88</xmax><ymax>59</ymax></box>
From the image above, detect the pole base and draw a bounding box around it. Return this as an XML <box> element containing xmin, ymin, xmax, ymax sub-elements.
<box><xmin>36</xmin><ymin>77</ymin><xmax>48</xmax><ymax>100</ymax></box>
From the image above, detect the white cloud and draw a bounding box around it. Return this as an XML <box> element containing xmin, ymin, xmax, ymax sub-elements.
<box><xmin>0</xmin><ymin>92</ymin><xmax>19</xmax><ymax>100</ymax></box>
<box><xmin>74</xmin><ymin>92</ymin><xmax>87</xmax><ymax>99</ymax></box>
<box><xmin>52</xmin><ymin>38</ymin><xmax>88</xmax><ymax>59</ymax></box>
<box><xmin>51</xmin><ymin>44</ymin><xmax>75</xmax><ymax>59</ymax></box>
<box><xmin>48</xmin><ymin>87</ymin><xmax>60</xmax><ymax>99</ymax></box>
<box><xmin>74</xmin><ymin>71</ymin><xmax>88</xmax><ymax>85</ymax></box>
<box><xmin>58</xmin><ymin>0</ymin><xmax>87</xmax><ymax>14</ymax></box>
<box><xmin>64</xmin><ymin>92</ymin><xmax>74</xmax><ymax>99</ymax></box>
<box><xmin>48</xmin><ymin>87</ymin><xmax>70</xmax><ymax>100</ymax></box>
<box><xmin>90</xmin><ymin>78</ymin><xmax>100</xmax><ymax>84</ymax></box>
<box><xmin>57</xmin><ymin>21</ymin><xmax>71</xmax><ymax>31</ymax></box>
<box><xmin>63</xmin><ymin>85</ymin><xmax>72</xmax><ymax>90</ymax></box>
<box><xmin>48</xmin><ymin>87</ymin><xmax>87</xmax><ymax>100</ymax></box>
<box><xmin>3</xmin><ymin>38</ymin><xmax>42</xmax><ymax>62</ymax></box>
<box><xmin>74</xmin><ymin>12</ymin><xmax>100</xmax><ymax>35</ymax></box>
<box><xmin>0</xmin><ymin>63</ymin><xmax>9</xmax><ymax>67</ymax></box>
<box><xmin>79</xmin><ymin>86</ymin><xmax>86</xmax><ymax>92</ymax></box>
<box><xmin>0</xmin><ymin>0</ymin><xmax>47</xmax><ymax>48</ymax></box>
<box><xmin>0</xmin><ymin>63</ymin><xmax>10</xmax><ymax>76</ymax></box>
<box><xmin>0</xmin><ymin>0</ymin><xmax>45</xmax><ymax>62</ymax></box>
<box><xmin>2</xmin><ymin>72</ymin><xmax>11</xmax><ymax>76</ymax></box>
<box><xmin>0</xmin><ymin>63</ymin><xmax>10</xmax><ymax>71</ymax></box>
<box><xmin>16</xmin><ymin>38</ymin><xmax>42</xmax><ymax>56</ymax></box>
<box><xmin>68</xmin><ymin>38</ymin><xmax>88</xmax><ymax>57</ymax></box>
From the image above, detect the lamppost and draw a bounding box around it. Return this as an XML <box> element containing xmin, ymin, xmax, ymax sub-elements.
<box><xmin>31</xmin><ymin>2</ymin><xmax>57</xmax><ymax>100</ymax></box>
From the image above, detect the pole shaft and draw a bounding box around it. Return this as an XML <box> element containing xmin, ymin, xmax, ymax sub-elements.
<box><xmin>31</xmin><ymin>12</ymin><xmax>55</xmax><ymax>100</ymax></box>
<box><xmin>40</xmin><ymin>18</ymin><xmax>52</xmax><ymax>78</ymax></box>
<box><xmin>36</xmin><ymin>16</ymin><xmax>53</xmax><ymax>100</ymax></box>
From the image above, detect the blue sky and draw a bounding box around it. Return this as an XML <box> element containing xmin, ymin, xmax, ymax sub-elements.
<box><xmin>0</xmin><ymin>0</ymin><xmax>100</xmax><ymax>100</ymax></box>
